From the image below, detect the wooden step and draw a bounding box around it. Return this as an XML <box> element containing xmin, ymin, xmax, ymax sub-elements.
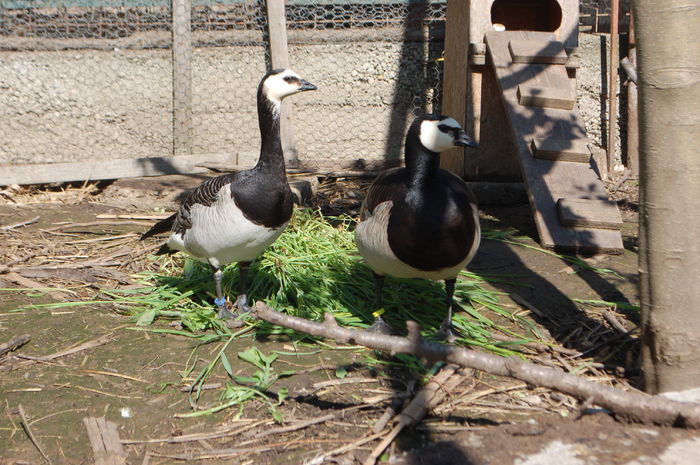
<box><xmin>509</xmin><ymin>39</ymin><xmax>568</xmax><ymax>64</ymax></box>
<box><xmin>486</xmin><ymin>30</ymin><xmax>623</xmax><ymax>252</ymax></box>
<box><xmin>531</xmin><ymin>137</ymin><xmax>591</xmax><ymax>163</ymax></box>
<box><xmin>557</xmin><ymin>198</ymin><xmax>623</xmax><ymax>230</ymax></box>
<box><xmin>517</xmin><ymin>84</ymin><xmax>575</xmax><ymax>110</ymax></box>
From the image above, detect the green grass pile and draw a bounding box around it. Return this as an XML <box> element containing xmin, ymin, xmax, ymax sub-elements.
<box><xmin>105</xmin><ymin>208</ymin><xmax>538</xmax><ymax>355</ymax></box>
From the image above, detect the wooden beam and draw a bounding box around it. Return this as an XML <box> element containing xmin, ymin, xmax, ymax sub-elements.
<box><xmin>172</xmin><ymin>0</ymin><xmax>193</xmax><ymax>156</ymax></box>
<box><xmin>440</xmin><ymin>0</ymin><xmax>469</xmax><ymax>177</ymax></box>
<box><xmin>531</xmin><ymin>137</ymin><xmax>591</xmax><ymax>163</ymax></box>
<box><xmin>607</xmin><ymin>0</ymin><xmax>620</xmax><ymax>176</ymax></box>
<box><xmin>0</xmin><ymin>153</ymin><xmax>236</xmax><ymax>186</ymax></box>
<box><xmin>557</xmin><ymin>198</ymin><xmax>623</xmax><ymax>230</ymax></box>
<box><xmin>508</xmin><ymin>39</ymin><xmax>567</xmax><ymax>64</ymax></box>
<box><xmin>517</xmin><ymin>84</ymin><xmax>575</xmax><ymax>110</ymax></box>
<box><xmin>266</xmin><ymin>0</ymin><xmax>298</xmax><ymax>167</ymax></box>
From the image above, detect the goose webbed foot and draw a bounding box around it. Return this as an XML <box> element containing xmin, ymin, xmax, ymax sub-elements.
<box><xmin>214</xmin><ymin>296</ymin><xmax>250</xmax><ymax>329</ymax></box>
<box><xmin>367</xmin><ymin>316</ymin><xmax>396</xmax><ymax>335</ymax></box>
<box><xmin>234</xmin><ymin>294</ymin><xmax>253</xmax><ymax>314</ymax></box>
<box><xmin>434</xmin><ymin>320</ymin><xmax>462</xmax><ymax>343</ymax></box>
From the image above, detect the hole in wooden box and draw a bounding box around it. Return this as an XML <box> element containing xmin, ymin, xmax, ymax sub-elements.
<box><xmin>491</xmin><ymin>0</ymin><xmax>563</xmax><ymax>33</ymax></box>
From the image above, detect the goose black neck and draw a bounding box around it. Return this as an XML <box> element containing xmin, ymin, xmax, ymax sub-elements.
<box><xmin>255</xmin><ymin>88</ymin><xmax>285</xmax><ymax>175</ymax></box>
<box><xmin>405</xmin><ymin>125</ymin><xmax>440</xmax><ymax>191</ymax></box>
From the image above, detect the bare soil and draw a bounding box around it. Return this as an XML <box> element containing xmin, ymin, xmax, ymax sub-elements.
<box><xmin>0</xmin><ymin>174</ymin><xmax>697</xmax><ymax>465</ymax></box>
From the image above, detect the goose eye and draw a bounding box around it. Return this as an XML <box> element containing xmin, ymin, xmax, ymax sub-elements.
<box><xmin>283</xmin><ymin>75</ymin><xmax>297</xmax><ymax>84</ymax></box>
<box><xmin>437</xmin><ymin>124</ymin><xmax>451</xmax><ymax>133</ymax></box>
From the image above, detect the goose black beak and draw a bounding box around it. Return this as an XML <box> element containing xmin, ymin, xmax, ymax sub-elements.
<box><xmin>299</xmin><ymin>80</ymin><xmax>317</xmax><ymax>92</ymax></box>
<box><xmin>454</xmin><ymin>130</ymin><xmax>478</xmax><ymax>148</ymax></box>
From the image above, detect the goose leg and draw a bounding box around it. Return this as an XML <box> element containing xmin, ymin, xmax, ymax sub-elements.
<box><xmin>234</xmin><ymin>261</ymin><xmax>253</xmax><ymax>313</ymax></box>
<box><xmin>368</xmin><ymin>273</ymin><xmax>394</xmax><ymax>334</ymax></box>
<box><xmin>211</xmin><ymin>265</ymin><xmax>236</xmax><ymax>320</ymax></box>
<box><xmin>437</xmin><ymin>278</ymin><xmax>461</xmax><ymax>342</ymax></box>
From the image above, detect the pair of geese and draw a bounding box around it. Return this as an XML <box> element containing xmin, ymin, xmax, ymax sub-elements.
<box><xmin>141</xmin><ymin>69</ymin><xmax>480</xmax><ymax>340</ymax></box>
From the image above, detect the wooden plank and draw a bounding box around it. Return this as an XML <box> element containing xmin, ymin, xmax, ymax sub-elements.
<box><xmin>557</xmin><ymin>198</ymin><xmax>623</xmax><ymax>230</ymax></box>
<box><xmin>508</xmin><ymin>39</ymin><xmax>567</xmax><ymax>64</ymax></box>
<box><xmin>486</xmin><ymin>31</ymin><xmax>623</xmax><ymax>252</ymax></box>
<box><xmin>517</xmin><ymin>84</ymin><xmax>575</xmax><ymax>110</ymax></box>
<box><xmin>266</xmin><ymin>0</ymin><xmax>298</xmax><ymax>167</ymax></box>
<box><xmin>172</xmin><ymin>0</ymin><xmax>193</xmax><ymax>156</ymax></box>
<box><xmin>82</xmin><ymin>417</ymin><xmax>127</xmax><ymax>465</ymax></box>
<box><xmin>531</xmin><ymin>137</ymin><xmax>590</xmax><ymax>163</ymax></box>
<box><xmin>607</xmin><ymin>0</ymin><xmax>620</xmax><ymax>175</ymax></box>
<box><xmin>439</xmin><ymin>0</ymin><xmax>470</xmax><ymax>177</ymax></box>
<box><xmin>0</xmin><ymin>153</ymin><xmax>236</xmax><ymax>185</ymax></box>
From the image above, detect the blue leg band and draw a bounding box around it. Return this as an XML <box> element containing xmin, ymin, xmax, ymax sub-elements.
<box><xmin>214</xmin><ymin>297</ymin><xmax>226</xmax><ymax>307</ymax></box>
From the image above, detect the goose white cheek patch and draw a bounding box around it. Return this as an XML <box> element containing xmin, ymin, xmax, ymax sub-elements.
<box><xmin>419</xmin><ymin>117</ymin><xmax>461</xmax><ymax>152</ymax></box>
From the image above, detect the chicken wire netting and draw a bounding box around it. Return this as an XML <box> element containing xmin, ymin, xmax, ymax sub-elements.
<box><xmin>0</xmin><ymin>0</ymin><xmax>447</xmax><ymax>172</ymax></box>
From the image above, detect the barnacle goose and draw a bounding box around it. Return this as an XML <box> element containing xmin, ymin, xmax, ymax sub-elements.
<box><xmin>141</xmin><ymin>69</ymin><xmax>316</xmax><ymax>321</ymax></box>
<box><xmin>355</xmin><ymin>114</ymin><xmax>479</xmax><ymax>340</ymax></box>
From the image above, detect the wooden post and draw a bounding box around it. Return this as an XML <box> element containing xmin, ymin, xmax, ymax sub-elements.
<box><xmin>172</xmin><ymin>0</ymin><xmax>193</xmax><ymax>156</ymax></box>
<box><xmin>266</xmin><ymin>0</ymin><xmax>298</xmax><ymax>167</ymax></box>
<box><xmin>626</xmin><ymin>14</ymin><xmax>639</xmax><ymax>176</ymax></box>
<box><xmin>440</xmin><ymin>0</ymin><xmax>469</xmax><ymax>177</ymax></box>
<box><xmin>606</xmin><ymin>0</ymin><xmax>619</xmax><ymax>176</ymax></box>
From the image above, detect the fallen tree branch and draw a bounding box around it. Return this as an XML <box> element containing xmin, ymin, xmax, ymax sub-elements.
<box><xmin>251</xmin><ymin>302</ymin><xmax>700</xmax><ymax>428</ymax></box>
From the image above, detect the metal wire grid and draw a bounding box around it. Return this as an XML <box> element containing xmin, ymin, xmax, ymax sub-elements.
<box><xmin>0</xmin><ymin>0</ymin><xmax>447</xmax><ymax>170</ymax></box>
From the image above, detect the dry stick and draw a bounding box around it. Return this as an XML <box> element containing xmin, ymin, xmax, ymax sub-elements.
<box><xmin>489</xmin><ymin>332</ymin><xmax>581</xmax><ymax>357</ymax></box>
<box><xmin>0</xmin><ymin>253</ymin><xmax>39</xmax><ymax>274</ymax></box>
<box><xmin>603</xmin><ymin>311</ymin><xmax>630</xmax><ymax>334</ymax></box>
<box><xmin>0</xmin><ymin>334</ymin><xmax>31</xmax><ymax>357</ymax></box>
<box><xmin>306</xmin><ymin>430</ymin><xmax>388</xmax><ymax>465</ymax></box>
<box><xmin>15</xmin><ymin>334</ymin><xmax>114</xmax><ymax>365</ymax></box>
<box><xmin>251</xmin><ymin>302</ymin><xmax>700</xmax><ymax>428</ymax></box>
<box><xmin>18</xmin><ymin>405</ymin><xmax>53</xmax><ymax>465</ymax></box>
<box><xmin>3</xmin><ymin>272</ymin><xmax>68</xmax><ymax>300</ymax></box>
<box><xmin>95</xmin><ymin>213</ymin><xmax>174</xmax><ymax>220</ymax></box>
<box><xmin>43</xmin><ymin>220</ymin><xmax>152</xmax><ymax>231</ymax></box>
<box><xmin>364</xmin><ymin>364</ymin><xmax>467</xmax><ymax>465</ymax></box>
<box><xmin>0</xmin><ymin>216</ymin><xmax>40</xmax><ymax>231</ymax></box>
<box><xmin>121</xmin><ymin>420</ymin><xmax>267</xmax><ymax>445</ymax></box>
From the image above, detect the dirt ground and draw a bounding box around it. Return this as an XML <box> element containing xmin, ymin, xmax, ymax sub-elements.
<box><xmin>1</xmin><ymin>174</ymin><xmax>699</xmax><ymax>464</ymax></box>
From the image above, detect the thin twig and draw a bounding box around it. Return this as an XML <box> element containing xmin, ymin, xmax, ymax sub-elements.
<box><xmin>122</xmin><ymin>419</ymin><xmax>266</xmax><ymax>445</ymax></box>
<box><xmin>603</xmin><ymin>311</ymin><xmax>630</xmax><ymax>334</ymax></box>
<box><xmin>251</xmin><ymin>302</ymin><xmax>700</xmax><ymax>428</ymax></box>
<box><xmin>95</xmin><ymin>213</ymin><xmax>174</xmax><ymax>220</ymax></box>
<box><xmin>15</xmin><ymin>334</ymin><xmax>114</xmax><ymax>365</ymax></box>
<box><xmin>18</xmin><ymin>405</ymin><xmax>52</xmax><ymax>464</ymax></box>
<box><xmin>1</xmin><ymin>216</ymin><xmax>40</xmax><ymax>231</ymax></box>
<box><xmin>306</xmin><ymin>431</ymin><xmax>388</xmax><ymax>465</ymax></box>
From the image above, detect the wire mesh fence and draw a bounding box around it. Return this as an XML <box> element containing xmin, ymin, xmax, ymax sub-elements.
<box><xmin>0</xmin><ymin>0</ymin><xmax>448</xmax><ymax>175</ymax></box>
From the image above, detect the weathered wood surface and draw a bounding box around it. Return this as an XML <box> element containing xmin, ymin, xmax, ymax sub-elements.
<box><xmin>83</xmin><ymin>417</ymin><xmax>127</xmax><ymax>465</ymax></box>
<box><xmin>486</xmin><ymin>30</ymin><xmax>623</xmax><ymax>252</ymax></box>
<box><xmin>557</xmin><ymin>198</ymin><xmax>623</xmax><ymax>230</ymax></box>
<box><xmin>509</xmin><ymin>39</ymin><xmax>568</xmax><ymax>64</ymax></box>
<box><xmin>172</xmin><ymin>0</ymin><xmax>193</xmax><ymax>156</ymax></box>
<box><xmin>266</xmin><ymin>0</ymin><xmax>298</xmax><ymax>166</ymax></box>
<box><xmin>0</xmin><ymin>153</ymin><xmax>235</xmax><ymax>185</ymax></box>
<box><xmin>440</xmin><ymin>0</ymin><xmax>470</xmax><ymax>177</ymax></box>
<box><xmin>517</xmin><ymin>83</ymin><xmax>575</xmax><ymax>110</ymax></box>
<box><xmin>531</xmin><ymin>137</ymin><xmax>591</xmax><ymax>163</ymax></box>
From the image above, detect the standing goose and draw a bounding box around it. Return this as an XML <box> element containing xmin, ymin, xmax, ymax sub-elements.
<box><xmin>355</xmin><ymin>114</ymin><xmax>479</xmax><ymax>340</ymax></box>
<box><xmin>141</xmin><ymin>69</ymin><xmax>316</xmax><ymax>320</ymax></box>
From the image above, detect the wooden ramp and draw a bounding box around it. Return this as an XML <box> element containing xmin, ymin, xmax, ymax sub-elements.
<box><xmin>485</xmin><ymin>30</ymin><xmax>623</xmax><ymax>253</ymax></box>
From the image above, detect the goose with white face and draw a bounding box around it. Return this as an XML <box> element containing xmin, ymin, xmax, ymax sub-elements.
<box><xmin>263</xmin><ymin>69</ymin><xmax>317</xmax><ymax>104</ymax></box>
<box><xmin>419</xmin><ymin>117</ymin><xmax>477</xmax><ymax>153</ymax></box>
